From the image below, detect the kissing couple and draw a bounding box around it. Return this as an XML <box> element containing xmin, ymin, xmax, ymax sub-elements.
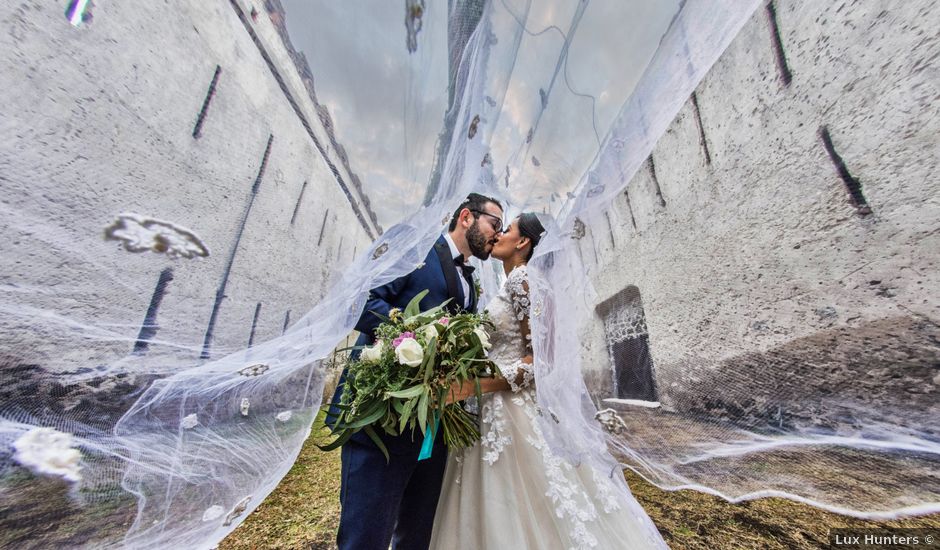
<box><xmin>328</xmin><ymin>193</ymin><xmax>667</xmax><ymax>549</ymax></box>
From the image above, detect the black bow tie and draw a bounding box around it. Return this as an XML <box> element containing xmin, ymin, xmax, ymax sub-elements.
<box><xmin>453</xmin><ymin>255</ymin><xmax>476</xmax><ymax>276</ymax></box>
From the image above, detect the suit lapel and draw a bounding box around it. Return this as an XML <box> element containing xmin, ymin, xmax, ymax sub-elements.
<box><xmin>434</xmin><ymin>240</ymin><xmax>464</xmax><ymax>314</ymax></box>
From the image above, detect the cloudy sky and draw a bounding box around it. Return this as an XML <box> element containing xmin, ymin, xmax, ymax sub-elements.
<box><xmin>280</xmin><ymin>0</ymin><xmax>680</xmax><ymax>227</ymax></box>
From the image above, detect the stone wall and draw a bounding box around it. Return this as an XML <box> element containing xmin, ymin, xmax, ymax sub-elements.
<box><xmin>581</xmin><ymin>0</ymin><xmax>939</xmax><ymax>430</ymax></box>
<box><xmin>0</xmin><ymin>0</ymin><xmax>378</xmax><ymax>375</ymax></box>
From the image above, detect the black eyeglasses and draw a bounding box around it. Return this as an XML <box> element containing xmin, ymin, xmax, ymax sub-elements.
<box><xmin>470</xmin><ymin>209</ymin><xmax>503</xmax><ymax>232</ymax></box>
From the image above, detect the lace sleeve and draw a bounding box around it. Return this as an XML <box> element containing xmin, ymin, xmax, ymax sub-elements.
<box><xmin>507</xmin><ymin>265</ymin><xmax>530</xmax><ymax>321</ymax></box>
<box><xmin>504</xmin><ymin>266</ymin><xmax>533</xmax><ymax>391</ymax></box>
<box><xmin>502</xmin><ymin>359</ymin><xmax>534</xmax><ymax>392</ymax></box>
<box><xmin>507</xmin><ymin>266</ymin><xmax>532</xmax><ymax>355</ymax></box>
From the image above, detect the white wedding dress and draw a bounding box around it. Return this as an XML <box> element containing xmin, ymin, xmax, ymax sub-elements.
<box><xmin>430</xmin><ymin>265</ymin><xmax>668</xmax><ymax>549</ymax></box>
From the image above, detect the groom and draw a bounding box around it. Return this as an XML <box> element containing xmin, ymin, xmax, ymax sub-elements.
<box><xmin>329</xmin><ymin>193</ymin><xmax>504</xmax><ymax>550</ymax></box>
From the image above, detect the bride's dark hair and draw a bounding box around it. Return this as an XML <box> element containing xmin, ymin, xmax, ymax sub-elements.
<box><xmin>517</xmin><ymin>212</ymin><xmax>546</xmax><ymax>262</ymax></box>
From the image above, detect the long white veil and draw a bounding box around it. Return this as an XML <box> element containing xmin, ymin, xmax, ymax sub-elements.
<box><xmin>1</xmin><ymin>0</ymin><xmax>937</xmax><ymax>548</ymax></box>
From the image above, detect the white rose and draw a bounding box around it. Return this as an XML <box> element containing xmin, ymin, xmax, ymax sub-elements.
<box><xmin>395</xmin><ymin>337</ymin><xmax>424</xmax><ymax>367</ymax></box>
<box><xmin>360</xmin><ymin>341</ymin><xmax>385</xmax><ymax>363</ymax></box>
<box><xmin>474</xmin><ymin>327</ymin><xmax>492</xmax><ymax>350</ymax></box>
<box><xmin>421</xmin><ymin>324</ymin><xmax>438</xmax><ymax>342</ymax></box>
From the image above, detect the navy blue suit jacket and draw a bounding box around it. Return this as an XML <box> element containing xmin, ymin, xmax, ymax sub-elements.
<box><xmin>328</xmin><ymin>235</ymin><xmax>477</xmax><ymax>453</ymax></box>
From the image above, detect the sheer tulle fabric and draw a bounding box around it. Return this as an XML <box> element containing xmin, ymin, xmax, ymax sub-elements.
<box><xmin>1</xmin><ymin>0</ymin><xmax>936</xmax><ymax>549</ymax></box>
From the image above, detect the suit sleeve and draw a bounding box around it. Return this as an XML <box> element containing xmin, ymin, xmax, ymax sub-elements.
<box><xmin>355</xmin><ymin>273</ymin><xmax>410</xmax><ymax>337</ymax></box>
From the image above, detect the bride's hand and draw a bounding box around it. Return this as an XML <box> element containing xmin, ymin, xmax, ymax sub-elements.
<box><xmin>445</xmin><ymin>377</ymin><xmax>511</xmax><ymax>403</ymax></box>
<box><xmin>445</xmin><ymin>380</ymin><xmax>478</xmax><ymax>404</ymax></box>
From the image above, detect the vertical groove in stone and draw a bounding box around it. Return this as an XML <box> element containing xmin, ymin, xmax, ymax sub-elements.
<box><xmin>624</xmin><ymin>190</ymin><xmax>638</xmax><ymax>231</ymax></box>
<box><xmin>589</xmin><ymin>226</ymin><xmax>600</xmax><ymax>265</ymax></box>
<box><xmin>648</xmin><ymin>155</ymin><xmax>667</xmax><ymax>207</ymax></box>
<box><xmin>247</xmin><ymin>302</ymin><xmax>262</xmax><ymax>348</ymax></box>
<box><xmin>819</xmin><ymin>126</ymin><xmax>872</xmax><ymax>215</ymax></box>
<box><xmin>282</xmin><ymin>309</ymin><xmax>291</xmax><ymax>334</ymax></box>
<box><xmin>133</xmin><ymin>267</ymin><xmax>174</xmax><ymax>354</ymax></box>
<box><xmin>201</xmin><ymin>134</ymin><xmax>274</xmax><ymax>359</ymax></box>
<box><xmin>192</xmin><ymin>66</ymin><xmax>222</xmax><ymax>138</ymax></box>
<box><xmin>316</xmin><ymin>209</ymin><xmax>330</xmax><ymax>247</ymax></box>
<box><xmin>766</xmin><ymin>1</ymin><xmax>793</xmax><ymax>86</ymax></box>
<box><xmin>605</xmin><ymin>212</ymin><xmax>616</xmax><ymax>248</ymax></box>
<box><xmin>290</xmin><ymin>181</ymin><xmax>308</xmax><ymax>225</ymax></box>
<box><xmin>690</xmin><ymin>91</ymin><xmax>712</xmax><ymax>165</ymax></box>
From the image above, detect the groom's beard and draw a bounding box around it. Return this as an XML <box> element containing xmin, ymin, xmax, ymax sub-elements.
<box><xmin>466</xmin><ymin>221</ymin><xmax>492</xmax><ymax>260</ymax></box>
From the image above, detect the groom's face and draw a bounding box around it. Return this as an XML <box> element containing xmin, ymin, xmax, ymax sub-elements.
<box><xmin>466</xmin><ymin>202</ymin><xmax>503</xmax><ymax>260</ymax></box>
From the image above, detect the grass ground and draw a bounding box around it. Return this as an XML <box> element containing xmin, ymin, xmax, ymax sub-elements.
<box><xmin>221</xmin><ymin>416</ymin><xmax>939</xmax><ymax>550</ymax></box>
<box><xmin>219</xmin><ymin>414</ymin><xmax>342</xmax><ymax>550</ymax></box>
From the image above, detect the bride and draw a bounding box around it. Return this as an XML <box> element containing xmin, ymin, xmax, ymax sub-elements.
<box><xmin>430</xmin><ymin>213</ymin><xmax>669</xmax><ymax>549</ymax></box>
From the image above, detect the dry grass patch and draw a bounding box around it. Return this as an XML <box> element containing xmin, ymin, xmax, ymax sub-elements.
<box><xmin>627</xmin><ymin>469</ymin><xmax>940</xmax><ymax>549</ymax></box>
<box><xmin>219</xmin><ymin>413</ymin><xmax>341</xmax><ymax>550</ymax></box>
<box><xmin>223</xmin><ymin>418</ymin><xmax>939</xmax><ymax>549</ymax></box>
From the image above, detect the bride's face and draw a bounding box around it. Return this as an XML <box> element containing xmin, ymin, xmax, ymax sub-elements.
<box><xmin>491</xmin><ymin>218</ymin><xmax>524</xmax><ymax>261</ymax></box>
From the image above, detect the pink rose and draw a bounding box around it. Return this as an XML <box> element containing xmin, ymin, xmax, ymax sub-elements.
<box><xmin>392</xmin><ymin>332</ymin><xmax>415</xmax><ymax>348</ymax></box>
<box><xmin>438</xmin><ymin>317</ymin><xmax>450</xmax><ymax>326</ymax></box>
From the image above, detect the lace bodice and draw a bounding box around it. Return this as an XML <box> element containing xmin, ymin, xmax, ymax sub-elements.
<box><xmin>485</xmin><ymin>265</ymin><xmax>533</xmax><ymax>391</ymax></box>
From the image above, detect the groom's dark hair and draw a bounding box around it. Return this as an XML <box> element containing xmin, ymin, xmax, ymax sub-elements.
<box><xmin>448</xmin><ymin>193</ymin><xmax>503</xmax><ymax>231</ymax></box>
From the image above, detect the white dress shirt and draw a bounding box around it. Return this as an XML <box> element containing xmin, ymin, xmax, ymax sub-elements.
<box><xmin>443</xmin><ymin>233</ymin><xmax>471</xmax><ymax>309</ymax></box>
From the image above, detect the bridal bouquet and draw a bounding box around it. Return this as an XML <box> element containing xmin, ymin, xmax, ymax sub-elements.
<box><xmin>321</xmin><ymin>290</ymin><xmax>499</xmax><ymax>461</ymax></box>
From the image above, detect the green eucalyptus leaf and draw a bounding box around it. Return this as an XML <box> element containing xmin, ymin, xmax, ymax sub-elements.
<box><xmin>317</xmin><ymin>428</ymin><xmax>354</xmax><ymax>452</ymax></box>
<box><xmin>368</xmin><ymin>310</ymin><xmax>391</xmax><ymax>323</ymax></box>
<box><xmin>417</xmin><ymin>390</ymin><xmax>428</xmax><ymax>434</ymax></box>
<box><xmin>348</xmin><ymin>403</ymin><xmax>387</xmax><ymax>428</ymax></box>
<box><xmin>387</xmin><ymin>385</ymin><xmax>424</xmax><ymax>399</ymax></box>
<box><xmin>363</xmin><ymin>425</ymin><xmax>390</xmax><ymax>462</ymax></box>
<box><xmin>423</xmin><ymin>336</ymin><xmax>437</xmax><ymax>382</ymax></box>
<box><xmin>399</xmin><ymin>397</ymin><xmax>417</xmax><ymax>432</ymax></box>
<box><xmin>403</xmin><ymin>290</ymin><xmax>430</xmax><ymax>319</ymax></box>
<box><xmin>460</xmin><ymin>345</ymin><xmax>481</xmax><ymax>361</ymax></box>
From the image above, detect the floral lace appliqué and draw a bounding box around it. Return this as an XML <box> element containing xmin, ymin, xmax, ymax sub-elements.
<box><xmin>524</xmin><ymin>393</ymin><xmax>600</xmax><ymax>550</ymax></box>
<box><xmin>507</xmin><ymin>265</ymin><xmax>530</xmax><ymax>320</ymax></box>
<box><xmin>592</xmin><ymin>467</ymin><xmax>622</xmax><ymax>514</ymax></box>
<box><xmin>480</xmin><ymin>393</ymin><xmax>511</xmax><ymax>465</ymax></box>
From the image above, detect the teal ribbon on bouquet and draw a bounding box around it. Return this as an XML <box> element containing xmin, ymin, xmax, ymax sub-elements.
<box><xmin>417</xmin><ymin>412</ymin><xmax>440</xmax><ymax>461</ymax></box>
